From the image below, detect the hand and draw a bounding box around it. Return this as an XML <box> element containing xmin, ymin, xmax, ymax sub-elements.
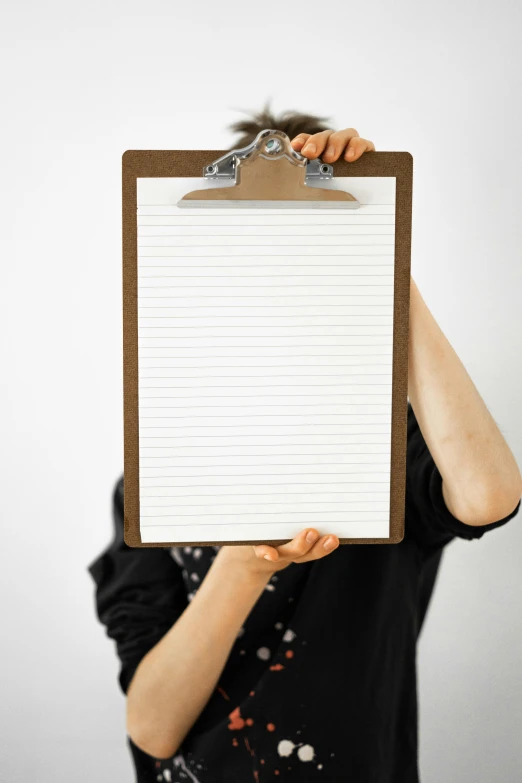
<box><xmin>217</xmin><ymin>528</ymin><xmax>340</xmax><ymax>577</ymax></box>
<box><xmin>290</xmin><ymin>127</ymin><xmax>375</xmax><ymax>163</ymax></box>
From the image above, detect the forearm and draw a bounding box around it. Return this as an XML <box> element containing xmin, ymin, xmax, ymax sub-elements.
<box><xmin>408</xmin><ymin>277</ymin><xmax>522</xmax><ymax>525</ymax></box>
<box><xmin>126</xmin><ymin>549</ymin><xmax>270</xmax><ymax>759</ymax></box>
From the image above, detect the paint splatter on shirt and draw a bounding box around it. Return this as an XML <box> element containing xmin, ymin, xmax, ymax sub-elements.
<box><xmin>89</xmin><ymin>403</ymin><xmax>520</xmax><ymax>782</ymax></box>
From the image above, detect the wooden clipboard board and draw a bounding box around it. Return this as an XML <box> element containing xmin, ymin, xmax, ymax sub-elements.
<box><xmin>123</xmin><ymin>132</ymin><xmax>413</xmax><ymax>547</ymax></box>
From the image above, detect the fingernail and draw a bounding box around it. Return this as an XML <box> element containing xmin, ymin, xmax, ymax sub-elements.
<box><xmin>264</xmin><ymin>554</ymin><xmax>272</xmax><ymax>561</ymax></box>
<box><xmin>323</xmin><ymin>536</ymin><xmax>336</xmax><ymax>550</ymax></box>
<box><xmin>347</xmin><ymin>148</ymin><xmax>355</xmax><ymax>158</ymax></box>
<box><xmin>303</xmin><ymin>143</ymin><xmax>316</xmax><ymax>154</ymax></box>
<box><xmin>306</xmin><ymin>530</ymin><xmax>318</xmax><ymax>544</ymax></box>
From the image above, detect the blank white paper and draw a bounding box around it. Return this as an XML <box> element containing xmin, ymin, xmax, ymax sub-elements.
<box><xmin>137</xmin><ymin>177</ymin><xmax>396</xmax><ymax>543</ymax></box>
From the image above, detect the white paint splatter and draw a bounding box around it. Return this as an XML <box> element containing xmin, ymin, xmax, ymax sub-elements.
<box><xmin>275</xmin><ymin>622</ymin><xmax>283</xmax><ymax>630</ymax></box>
<box><xmin>318</xmin><ymin>763</ymin><xmax>323</xmax><ymax>769</ymax></box>
<box><xmin>170</xmin><ymin>548</ymin><xmax>184</xmax><ymax>567</ymax></box>
<box><xmin>256</xmin><ymin>647</ymin><xmax>271</xmax><ymax>661</ymax></box>
<box><xmin>237</xmin><ymin>626</ymin><xmax>245</xmax><ymax>637</ymax></box>
<box><xmin>163</xmin><ymin>770</ymin><xmax>172</xmax><ymax>781</ymax></box>
<box><xmin>193</xmin><ymin>548</ymin><xmax>203</xmax><ymax>560</ymax></box>
<box><xmin>264</xmin><ymin>583</ymin><xmax>275</xmax><ymax>592</ymax></box>
<box><xmin>183</xmin><ymin>546</ymin><xmax>193</xmax><ymax>554</ymax></box>
<box><xmin>190</xmin><ymin>573</ymin><xmax>200</xmax><ymax>582</ymax></box>
<box><xmin>240</xmin><ymin>649</ymin><xmax>246</xmax><ymax>655</ymax></box>
<box><xmin>297</xmin><ymin>744</ymin><xmax>315</xmax><ymax>762</ymax></box>
<box><xmin>278</xmin><ymin>739</ymin><xmax>296</xmax><ymax>757</ymax></box>
<box><xmin>172</xmin><ymin>754</ymin><xmax>203</xmax><ymax>783</ymax></box>
<box><xmin>283</xmin><ymin>629</ymin><xmax>296</xmax><ymax>643</ymax></box>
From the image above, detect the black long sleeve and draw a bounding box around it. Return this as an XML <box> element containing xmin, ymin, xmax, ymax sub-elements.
<box><xmin>87</xmin><ymin>477</ymin><xmax>188</xmax><ymax>694</ymax></box>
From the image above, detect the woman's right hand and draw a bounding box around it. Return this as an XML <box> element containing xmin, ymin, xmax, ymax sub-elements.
<box><xmin>216</xmin><ymin>528</ymin><xmax>340</xmax><ymax>577</ymax></box>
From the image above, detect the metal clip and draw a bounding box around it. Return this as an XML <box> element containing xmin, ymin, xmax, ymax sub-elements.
<box><xmin>203</xmin><ymin>130</ymin><xmax>333</xmax><ymax>182</ymax></box>
<box><xmin>305</xmin><ymin>158</ymin><xmax>334</xmax><ymax>180</ymax></box>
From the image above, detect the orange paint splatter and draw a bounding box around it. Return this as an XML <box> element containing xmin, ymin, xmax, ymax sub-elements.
<box><xmin>244</xmin><ymin>736</ymin><xmax>254</xmax><ymax>756</ymax></box>
<box><xmin>274</xmin><ymin>770</ymin><xmax>280</xmax><ymax>776</ymax></box>
<box><xmin>254</xmin><ymin>772</ymin><xmax>259</xmax><ymax>782</ymax></box>
<box><xmin>218</xmin><ymin>686</ymin><xmax>230</xmax><ymax>701</ymax></box>
<box><xmin>232</xmin><ymin>738</ymin><xmax>238</xmax><ymax>746</ymax></box>
<box><xmin>246</xmin><ymin>718</ymin><xmax>254</xmax><ymax>726</ymax></box>
<box><xmin>260</xmin><ymin>759</ymin><xmax>265</xmax><ymax>764</ymax></box>
<box><xmin>228</xmin><ymin>706</ymin><xmax>245</xmax><ymax>730</ymax></box>
<box><xmin>270</xmin><ymin>663</ymin><xmax>285</xmax><ymax>671</ymax></box>
<box><xmin>285</xmin><ymin>649</ymin><xmax>294</xmax><ymax>659</ymax></box>
<box><xmin>250</xmin><ymin>690</ymin><xmax>255</xmax><ymax>696</ymax></box>
<box><xmin>266</xmin><ymin>723</ymin><xmax>276</xmax><ymax>732</ymax></box>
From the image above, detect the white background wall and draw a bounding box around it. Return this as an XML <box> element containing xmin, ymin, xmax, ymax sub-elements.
<box><xmin>1</xmin><ymin>1</ymin><xmax>521</xmax><ymax>780</ymax></box>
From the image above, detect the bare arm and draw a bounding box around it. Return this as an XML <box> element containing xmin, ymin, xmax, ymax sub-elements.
<box><xmin>126</xmin><ymin>528</ymin><xmax>339</xmax><ymax>759</ymax></box>
<box><xmin>408</xmin><ymin>278</ymin><xmax>522</xmax><ymax>525</ymax></box>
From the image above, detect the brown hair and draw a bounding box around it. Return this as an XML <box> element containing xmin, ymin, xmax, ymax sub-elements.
<box><xmin>227</xmin><ymin>102</ymin><xmax>331</xmax><ymax>149</ymax></box>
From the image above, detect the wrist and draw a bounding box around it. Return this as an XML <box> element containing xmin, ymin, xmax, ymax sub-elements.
<box><xmin>213</xmin><ymin>546</ymin><xmax>275</xmax><ymax>586</ymax></box>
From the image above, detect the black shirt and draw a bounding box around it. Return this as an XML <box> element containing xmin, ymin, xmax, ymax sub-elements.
<box><xmin>88</xmin><ymin>403</ymin><xmax>520</xmax><ymax>783</ymax></box>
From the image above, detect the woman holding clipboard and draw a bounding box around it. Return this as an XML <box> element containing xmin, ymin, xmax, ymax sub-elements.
<box><xmin>89</xmin><ymin>108</ymin><xmax>521</xmax><ymax>783</ymax></box>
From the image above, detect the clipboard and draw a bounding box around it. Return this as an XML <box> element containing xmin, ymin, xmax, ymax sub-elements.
<box><xmin>123</xmin><ymin>130</ymin><xmax>413</xmax><ymax>547</ymax></box>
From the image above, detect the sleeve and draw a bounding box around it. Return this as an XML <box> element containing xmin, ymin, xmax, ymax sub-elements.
<box><xmin>87</xmin><ymin>476</ymin><xmax>188</xmax><ymax>694</ymax></box>
<box><xmin>404</xmin><ymin>402</ymin><xmax>521</xmax><ymax>550</ymax></box>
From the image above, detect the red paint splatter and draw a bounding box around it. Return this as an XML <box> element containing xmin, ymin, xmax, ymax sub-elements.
<box><xmin>232</xmin><ymin>738</ymin><xmax>238</xmax><ymax>747</ymax></box>
<box><xmin>270</xmin><ymin>663</ymin><xmax>285</xmax><ymax>671</ymax></box>
<box><xmin>228</xmin><ymin>706</ymin><xmax>245</xmax><ymax>730</ymax></box>
<box><xmin>155</xmin><ymin>761</ymin><xmax>161</xmax><ymax>768</ymax></box>
<box><xmin>253</xmin><ymin>772</ymin><xmax>259</xmax><ymax>782</ymax></box>
<box><xmin>246</xmin><ymin>718</ymin><xmax>254</xmax><ymax>726</ymax></box>
<box><xmin>260</xmin><ymin>759</ymin><xmax>265</xmax><ymax>764</ymax></box>
<box><xmin>218</xmin><ymin>686</ymin><xmax>230</xmax><ymax>701</ymax></box>
<box><xmin>250</xmin><ymin>690</ymin><xmax>255</xmax><ymax>696</ymax></box>
<box><xmin>274</xmin><ymin>770</ymin><xmax>280</xmax><ymax>776</ymax></box>
<box><xmin>266</xmin><ymin>723</ymin><xmax>276</xmax><ymax>732</ymax></box>
<box><xmin>285</xmin><ymin>649</ymin><xmax>294</xmax><ymax>659</ymax></box>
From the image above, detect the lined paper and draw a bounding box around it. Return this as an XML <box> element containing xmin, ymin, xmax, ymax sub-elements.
<box><xmin>137</xmin><ymin>177</ymin><xmax>396</xmax><ymax>543</ymax></box>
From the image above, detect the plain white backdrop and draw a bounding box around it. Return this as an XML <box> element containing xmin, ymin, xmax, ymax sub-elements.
<box><xmin>1</xmin><ymin>0</ymin><xmax>521</xmax><ymax>781</ymax></box>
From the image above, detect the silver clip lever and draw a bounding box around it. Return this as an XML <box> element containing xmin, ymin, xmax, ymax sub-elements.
<box><xmin>203</xmin><ymin>130</ymin><xmax>334</xmax><ymax>182</ymax></box>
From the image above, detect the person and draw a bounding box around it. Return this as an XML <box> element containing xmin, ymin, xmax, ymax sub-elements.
<box><xmin>88</xmin><ymin>108</ymin><xmax>522</xmax><ymax>783</ymax></box>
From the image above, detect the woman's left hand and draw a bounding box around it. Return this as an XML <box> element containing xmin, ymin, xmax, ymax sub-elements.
<box><xmin>290</xmin><ymin>128</ymin><xmax>375</xmax><ymax>163</ymax></box>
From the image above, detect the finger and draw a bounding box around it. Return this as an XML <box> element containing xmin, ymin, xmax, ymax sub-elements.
<box><xmin>275</xmin><ymin>528</ymin><xmax>321</xmax><ymax>560</ymax></box>
<box><xmin>300</xmin><ymin>130</ymin><xmax>335</xmax><ymax>159</ymax></box>
<box><xmin>344</xmin><ymin>137</ymin><xmax>376</xmax><ymax>162</ymax></box>
<box><xmin>293</xmin><ymin>534</ymin><xmax>340</xmax><ymax>563</ymax></box>
<box><xmin>253</xmin><ymin>544</ymin><xmax>281</xmax><ymax>563</ymax></box>
<box><xmin>321</xmin><ymin>128</ymin><xmax>360</xmax><ymax>162</ymax></box>
<box><xmin>290</xmin><ymin>133</ymin><xmax>311</xmax><ymax>150</ymax></box>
